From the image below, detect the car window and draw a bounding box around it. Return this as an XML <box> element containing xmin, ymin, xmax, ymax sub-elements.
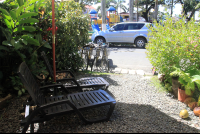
<box><xmin>124</xmin><ymin>23</ymin><xmax>145</xmax><ymax>30</ymax></box>
<box><xmin>138</xmin><ymin>24</ymin><xmax>145</xmax><ymax>29</ymax></box>
<box><xmin>113</xmin><ymin>24</ymin><xmax>124</xmax><ymax>31</ymax></box>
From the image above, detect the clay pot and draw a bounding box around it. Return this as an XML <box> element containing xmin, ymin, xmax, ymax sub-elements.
<box><xmin>193</xmin><ymin>107</ymin><xmax>200</xmax><ymax>116</ymax></box>
<box><xmin>178</xmin><ymin>87</ymin><xmax>191</xmax><ymax>102</ymax></box>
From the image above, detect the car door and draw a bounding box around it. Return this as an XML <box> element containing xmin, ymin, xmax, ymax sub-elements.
<box><xmin>123</xmin><ymin>23</ymin><xmax>144</xmax><ymax>43</ymax></box>
<box><xmin>105</xmin><ymin>24</ymin><xmax>125</xmax><ymax>42</ymax></box>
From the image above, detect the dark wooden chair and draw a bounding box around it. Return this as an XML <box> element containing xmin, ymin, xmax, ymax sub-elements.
<box><xmin>40</xmin><ymin>51</ymin><xmax>109</xmax><ymax>91</ymax></box>
<box><xmin>17</xmin><ymin>62</ymin><xmax>116</xmax><ymax>133</ymax></box>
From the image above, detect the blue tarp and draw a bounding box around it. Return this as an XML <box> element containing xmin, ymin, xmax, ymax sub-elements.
<box><xmin>107</xmin><ymin>6</ymin><xmax>116</xmax><ymax>11</ymax></box>
<box><xmin>92</xmin><ymin>24</ymin><xmax>100</xmax><ymax>32</ymax></box>
<box><xmin>106</xmin><ymin>24</ymin><xmax>110</xmax><ymax>30</ymax></box>
<box><xmin>89</xmin><ymin>9</ymin><xmax>97</xmax><ymax>14</ymax></box>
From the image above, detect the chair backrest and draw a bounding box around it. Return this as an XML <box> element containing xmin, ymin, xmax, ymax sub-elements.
<box><xmin>41</xmin><ymin>51</ymin><xmax>54</xmax><ymax>79</ymax></box>
<box><xmin>17</xmin><ymin>62</ymin><xmax>45</xmax><ymax>106</ymax></box>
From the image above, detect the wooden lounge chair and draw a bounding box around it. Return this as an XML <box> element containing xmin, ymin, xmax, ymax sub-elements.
<box><xmin>17</xmin><ymin>62</ymin><xmax>116</xmax><ymax>133</ymax></box>
<box><xmin>40</xmin><ymin>51</ymin><xmax>109</xmax><ymax>91</ymax></box>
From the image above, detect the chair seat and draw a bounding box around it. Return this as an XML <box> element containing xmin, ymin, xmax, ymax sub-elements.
<box><xmin>44</xmin><ymin>89</ymin><xmax>115</xmax><ymax>115</ymax></box>
<box><xmin>63</xmin><ymin>77</ymin><xmax>109</xmax><ymax>89</ymax></box>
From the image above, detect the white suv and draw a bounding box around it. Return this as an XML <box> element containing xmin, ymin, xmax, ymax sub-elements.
<box><xmin>91</xmin><ymin>22</ymin><xmax>152</xmax><ymax>48</ymax></box>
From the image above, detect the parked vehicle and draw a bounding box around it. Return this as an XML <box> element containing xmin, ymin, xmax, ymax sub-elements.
<box><xmin>91</xmin><ymin>22</ymin><xmax>152</xmax><ymax>48</ymax></box>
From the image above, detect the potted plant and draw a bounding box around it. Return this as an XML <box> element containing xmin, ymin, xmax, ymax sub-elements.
<box><xmin>170</xmin><ymin>67</ymin><xmax>200</xmax><ymax>102</ymax></box>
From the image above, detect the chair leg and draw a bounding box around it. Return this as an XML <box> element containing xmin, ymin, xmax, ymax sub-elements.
<box><xmin>21</xmin><ymin>109</ymin><xmax>40</xmax><ymax>133</ymax></box>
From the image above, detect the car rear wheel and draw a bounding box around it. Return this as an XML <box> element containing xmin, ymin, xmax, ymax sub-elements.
<box><xmin>95</xmin><ymin>37</ymin><xmax>105</xmax><ymax>44</ymax></box>
<box><xmin>135</xmin><ymin>38</ymin><xmax>146</xmax><ymax>48</ymax></box>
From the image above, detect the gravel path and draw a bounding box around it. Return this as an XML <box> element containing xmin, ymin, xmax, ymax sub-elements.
<box><xmin>0</xmin><ymin>73</ymin><xmax>200</xmax><ymax>133</ymax></box>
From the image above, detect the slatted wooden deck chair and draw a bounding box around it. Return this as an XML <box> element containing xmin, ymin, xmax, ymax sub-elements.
<box><xmin>40</xmin><ymin>51</ymin><xmax>109</xmax><ymax>91</ymax></box>
<box><xmin>17</xmin><ymin>62</ymin><xmax>116</xmax><ymax>133</ymax></box>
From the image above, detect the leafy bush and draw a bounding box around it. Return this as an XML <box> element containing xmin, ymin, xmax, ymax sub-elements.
<box><xmin>0</xmin><ymin>0</ymin><xmax>51</xmax><ymax>96</ymax></box>
<box><xmin>146</xmin><ymin>17</ymin><xmax>200</xmax><ymax>83</ymax></box>
<box><xmin>48</xmin><ymin>0</ymin><xmax>90</xmax><ymax>71</ymax></box>
<box><xmin>170</xmin><ymin>66</ymin><xmax>200</xmax><ymax>96</ymax></box>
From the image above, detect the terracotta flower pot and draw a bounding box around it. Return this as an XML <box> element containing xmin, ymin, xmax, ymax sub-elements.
<box><xmin>178</xmin><ymin>88</ymin><xmax>189</xmax><ymax>102</ymax></box>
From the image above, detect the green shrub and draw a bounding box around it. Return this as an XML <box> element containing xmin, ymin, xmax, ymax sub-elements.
<box><xmin>146</xmin><ymin>17</ymin><xmax>200</xmax><ymax>83</ymax></box>
<box><xmin>53</xmin><ymin>0</ymin><xmax>90</xmax><ymax>71</ymax></box>
<box><xmin>0</xmin><ymin>0</ymin><xmax>51</xmax><ymax>96</ymax></box>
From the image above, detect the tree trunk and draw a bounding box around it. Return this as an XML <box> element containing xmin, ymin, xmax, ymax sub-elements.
<box><xmin>171</xmin><ymin>0</ymin><xmax>173</xmax><ymax>17</ymax></box>
<box><xmin>129</xmin><ymin>0</ymin><xmax>134</xmax><ymax>22</ymax></box>
<box><xmin>187</xmin><ymin>8</ymin><xmax>196</xmax><ymax>21</ymax></box>
<box><xmin>154</xmin><ymin>0</ymin><xmax>158</xmax><ymax>22</ymax></box>
<box><xmin>101</xmin><ymin>0</ymin><xmax>106</xmax><ymax>31</ymax></box>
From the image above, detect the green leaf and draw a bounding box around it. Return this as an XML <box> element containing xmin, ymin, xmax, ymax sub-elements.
<box><xmin>0</xmin><ymin>46</ymin><xmax>9</xmax><ymax>51</ymax></box>
<box><xmin>14</xmin><ymin>41</ymin><xmax>23</xmax><ymax>50</ymax></box>
<box><xmin>9</xmin><ymin>2</ymin><xmax>18</xmax><ymax>9</ymax></box>
<box><xmin>43</xmin><ymin>42</ymin><xmax>52</xmax><ymax>49</ymax></box>
<box><xmin>19</xmin><ymin>18</ymin><xmax>39</xmax><ymax>24</ymax></box>
<box><xmin>2</xmin><ymin>41</ymin><xmax>11</xmax><ymax>46</ymax></box>
<box><xmin>0</xmin><ymin>8</ymin><xmax>10</xmax><ymax>16</ymax></box>
<box><xmin>22</xmin><ymin>88</ymin><xmax>25</xmax><ymax>93</ymax></box>
<box><xmin>10</xmin><ymin>19</ymin><xmax>14</xmax><ymax>28</ymax></box>
<box><xmin>18</xmin><ymin>12</ymin><xmax>38</xmax><ymax>20</ymax></box>
<box><xmin>3</xmin><ymin>14</ymin><xmax>12</xmax><ymax>21</ymax></box>
<box><xmin>192</xmin><ymin>75</ymin><xmax>200</xmax><ymax>82</ymax></box>
<box><xmin>11</xmin><ymin>39</ymin><xmax>15</xmax><ymax>46</ymax></box>
<box><xmin>22</xmin><ymin>39</ymin><xmax>27</xmax><ymax>45</ymax></box>
<box><xmin>14</xmin><ymin>87</ymin><xmax>20</xmax><ymax>90</ymax></box>
<box><xmin>185</xmin><ymin>88</ymin><xmax>192</xmax><ymax>96</ymax></box>
<box><xmin>21</xmin><ymin>35</ymin><xmax>29</xmax><ymax>40</ymax></box>
<box><xmin>28</xmin><ymin>0</ymin><xmax>38</xmax><ymax>5</ymax></box>
<box><xmin>17</xmin><ymin>0</ymin><xmax>24</xmax><ymax>6</ymax></box>
<box><xmin>10</xmin><ymin>10</ymin><xmax>17</xmax><ymax>20</ymax></box>
<box><xmin>27</xmin><ymin>38</ymin><xmax>40</xmax><ymax>46</ymax></box>
<box><xmin>18</xmin><ymin>90</ymin><xmax>22</xmax><ymax>96</ymax></box>
<box><xmin>25</xmin><ymin>5</ymin><xmax>35</xmax><ymax>12</ymax></box>
<box><xmin>13</xmin><ymin>26</ymin><xmax>36</xmax><ymax>32</ymax></box>
<box><xmin>16</xmin><ymin>6</ymin><xmax>24</xmax><ymax>18</ymax></box>
<box><xmin>3</xmin><ymin>18</ymin><xmax>11</xmax><ymax>29</ymax></box>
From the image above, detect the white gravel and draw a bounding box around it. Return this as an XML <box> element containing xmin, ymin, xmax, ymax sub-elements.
<box><xmin>0</xmin><ymin>73</ymin><xmax>200</xmax><ymax>133</ymax></box>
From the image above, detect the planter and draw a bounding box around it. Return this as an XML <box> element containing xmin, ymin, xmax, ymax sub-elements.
<box><xmin>172</xmin><ymin>77</ymin><xmax>180</xmax><ymax>98</ymax></box>
<box><xmin>178</xmin><ymin>87</ymin><xmax>193</xmax><ymax>102</ymax></box>
<box><xmin>178</xmin><ymin>87</ymin><xmax>189</xmax><ymax>102</ymax></box>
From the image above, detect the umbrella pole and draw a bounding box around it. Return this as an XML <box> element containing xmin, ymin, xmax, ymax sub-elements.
<box><xmin>52</xmin><ymin>0</ymin><xmax>56</xmax><ymax>82</ymax></box>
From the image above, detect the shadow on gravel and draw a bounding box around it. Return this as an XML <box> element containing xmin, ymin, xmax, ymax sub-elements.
<box><xmin>37</xmin><ymin>102</ymin><xmax>199</xmax><ymax>133</ymax></box>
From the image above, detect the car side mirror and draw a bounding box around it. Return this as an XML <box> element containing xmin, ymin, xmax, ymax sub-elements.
<box><xmin>109</xmin><ymin>28</ymin><xmax>114</xmax><ymax>32</ymax></box>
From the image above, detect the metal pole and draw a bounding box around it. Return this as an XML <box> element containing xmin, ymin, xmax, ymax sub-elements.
<box><xmin>129</xmin><ymin>0</ymin><xmax>134</xmax><ymax>22</ymax></box>
<box><xmin>52</xmin><ymin>0</ymin><xmax>56</xmax><ymax>82</ymax></box>
<box><xmin>101</xmin><ymin>0</ymin><xmax>106</xmax><ymax>31</ymax></box>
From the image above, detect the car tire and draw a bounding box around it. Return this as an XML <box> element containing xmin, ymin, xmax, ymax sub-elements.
<box><xmin>135</xmin><ymin>37</ymin><xmax>146</xmax><ymax>48</ymax></box>
<box><xmin>95</xmin><ymin>37</ymin><xmax>105</xmax><ymax>44</ymax></box>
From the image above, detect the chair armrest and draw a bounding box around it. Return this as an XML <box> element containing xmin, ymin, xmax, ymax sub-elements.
<box><xmin>40</xmin><ymin>98</ymin><xmax>78</xmax><ymax>111</ymax></box>
<box><xmin>40</xmin><ymin>83</ymin><xmax>66</xmax><ymax>91</ymax></box>
<box><xmin>56</xmin><ymin>70</ymin><xmax>75</xmax><ymax>78</ymax></box>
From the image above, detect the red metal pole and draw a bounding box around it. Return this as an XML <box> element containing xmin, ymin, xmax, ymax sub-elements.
<box><xmin>52</xmin><ymin>0</ymin><xmax>56</xmax><ymax>82</ymax></box>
